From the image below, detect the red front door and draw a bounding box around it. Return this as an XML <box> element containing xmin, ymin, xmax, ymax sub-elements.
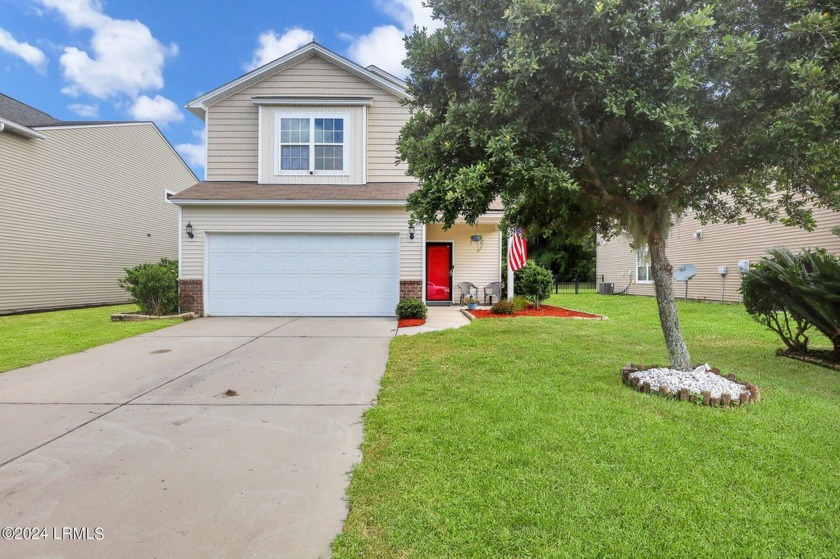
<box><xmin>426</xmin><ymin>243</ymin><xmax>452</xmax><ymax>301</ymax></box>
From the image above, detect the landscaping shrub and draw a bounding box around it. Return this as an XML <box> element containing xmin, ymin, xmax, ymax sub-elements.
<box><xmin>511</xmin><ymin>295</ymin><xmax>531</xmax><ymax>311</ymax></box>
<box><xmin>491</xmin><ymin>300</ymin><xmax>516</xmax><ymax>315</ymax></box>
<box><xmin>741</xmin><ymin>255</ymin><xmax>812</xmax><ymax>352</ymax></box>
<box><xmin>514</xmin><ymin>261</ymin><xmax>553</xmax><ymax>309</ymax></box>
<box><xmin>741</xmin><ymin>247</ymin><xmax>840</xmax><ymax>357</ymax></box>
<box><xmin>396</xmin><ymin>298</ymin><xmax>427</xmax><ymax>319</ymax></box>
<box><xmin>117</xmin><ymin>258</ymin><xmax>179</xmax><ymax>316</ymax></box>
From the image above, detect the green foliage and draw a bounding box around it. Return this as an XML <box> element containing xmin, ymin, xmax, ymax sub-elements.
<box><xmin>515</xmin><ymin>261</ymin><xmax>553</xmax><ymax>309</ymax></box>
<box><xmin>398</xmin><ymin>0</ymin><xmax>840</xmax><ymax>367</ymax></box>
<box><xmin>740</xmin><ymin>256</ymin><xmax>812</xmax><ymax>352</ymax></box>
<box><xmin>490</xmin><ymin>299</ymin><xmax>516</xmax><ymax>315</ymax></box>
<box><xmin>742</xmin><ymin>247</ymin><xmax>840</xmax><ymax>356</ymax></box>
<box><xmin>396</xmin><ymin>298</ymin><xmax>428</xmax><ymax>319</ymax></box>
<box><xmin>530</xmin><ymin>232</ymin><xmax>596</xmax><ymax>281</ymax></box>
<box><xmin>117</xmin><ymin>258</ymin><xmax>179</xmax><ymax>316</ymax></box>
<box><xmin>511</xmin><ymin>295</ymin><xmax>531</xmax><ymax>311</ymax></box>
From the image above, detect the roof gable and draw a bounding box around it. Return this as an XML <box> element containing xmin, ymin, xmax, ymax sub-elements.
<box><xmin>186</xmin><ymin>42</ymin><xmax>407</xmax><ymax>119</ymax></box>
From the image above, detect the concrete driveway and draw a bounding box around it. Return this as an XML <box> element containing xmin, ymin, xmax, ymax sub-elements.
<box><xmin>0</xmin><ymin>317</ymin><xmax>396</xmax><ymax>558</ymax></box>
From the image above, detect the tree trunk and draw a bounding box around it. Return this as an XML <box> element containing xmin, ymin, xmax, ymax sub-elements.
<box><xmin>647</xmin><ymin>226</ymin><xmax>692</xmax><ymax>371</ymax></box>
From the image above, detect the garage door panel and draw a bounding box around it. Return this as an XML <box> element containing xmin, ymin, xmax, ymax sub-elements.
<box><xmin>208</xmin><ymin>233</ymin><xmax>398</xmax><ymax>316</ymax></box>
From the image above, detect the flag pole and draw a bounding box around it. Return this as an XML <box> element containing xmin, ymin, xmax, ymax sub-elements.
<box><xmin>506</xmin><ymin>233</ymin><xmax>514</xmax><ymax>299</ymax></box>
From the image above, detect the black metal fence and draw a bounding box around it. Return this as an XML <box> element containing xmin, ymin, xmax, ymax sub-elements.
<box><xmin>554</xmin><ymin>281</ymin><xmax>597</xmax><ymax>294</ymax></box>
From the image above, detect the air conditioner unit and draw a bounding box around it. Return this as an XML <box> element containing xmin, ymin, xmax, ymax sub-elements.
<box><xmin>598</xmin><ymin>282</ymin><xmax>614</xmax><ymax>295</ymax></box>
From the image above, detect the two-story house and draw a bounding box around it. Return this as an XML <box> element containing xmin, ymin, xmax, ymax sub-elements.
<box><xmin>171</xmin><ymin>43</ymin><xmax>503</xmax><ymax>317</ymax></box>
<box><xmin>0</xmin><ymin>93</ymin><xmax>196</xmax><ymax>314</ymax></box>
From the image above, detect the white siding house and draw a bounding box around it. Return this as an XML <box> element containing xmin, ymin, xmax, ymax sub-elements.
<box><xmin>0</xmin><ymin>94</ymin><xmax>197</xmax><ymax>314</ymax></box>
<box><xmin>172</xmin><ymin>43</ymin><xmax>503</xmax><ymax>316</ymax></box>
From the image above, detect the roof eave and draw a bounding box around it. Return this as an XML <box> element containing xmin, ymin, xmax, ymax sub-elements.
<box><xmin>170</xmin><ymin>199</ymin><xmax>408</xmax><ymax>207</ymax></box>
<box><xmin>0</xmin><ymin>117</ymin><xmax>46</xmax><ymax>139</ymax></box>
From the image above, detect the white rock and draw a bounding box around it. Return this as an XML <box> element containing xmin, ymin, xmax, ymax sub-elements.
<box><xmin>629</xmin><ymin>364</ymin><xmax>747</xmax><ymax>400</ymax></box>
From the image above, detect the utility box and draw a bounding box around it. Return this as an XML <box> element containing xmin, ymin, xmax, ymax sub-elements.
<box><xmin>718</xmin><ymin>266</ymin><xmax>728</xmax><ymax>276</ymax></box>
<box><xmin>737</xmin><ymin>260</ymin><xmax>750</xmax><ymax>274</ymax></box>
<box><xmin>598</xmin><ymin>282</ymin><xmax>614</xmax><ymax>295</ymax></box>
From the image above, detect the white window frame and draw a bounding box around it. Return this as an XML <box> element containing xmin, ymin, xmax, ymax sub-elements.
<box><xmin>274</xmin><ymin>112</ymin><xmax>349</xmax><ymax>177</ymax></box>
<box><xmin>636</xmin><ymin>246</ymin><xmax>652</xmax><ymax>283</ymax></box>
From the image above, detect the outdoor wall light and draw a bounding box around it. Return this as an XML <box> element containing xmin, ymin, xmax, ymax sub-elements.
<box><xmin>186</xmin><ymin>222</ymin><xmax>194</xmax><ymax>239</ymax></box>
<box><xmin>408</xmin><ymin>223</ymin><xmax>416</xmax><ymax>240</ymax></box>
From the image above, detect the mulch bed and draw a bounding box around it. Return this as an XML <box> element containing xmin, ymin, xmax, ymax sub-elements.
<box><xmin>470</xmin><ymin>304</ymin><xmax>603</xmax><ymax>319</ymax></box>
<box><xmin>398</xmin><ymin>318</ymin><xmax>426</xmax><ymax>328</ymax></box>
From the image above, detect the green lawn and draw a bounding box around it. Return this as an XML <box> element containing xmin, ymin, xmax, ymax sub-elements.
<box><xmin>0</xmin><ymin>304</ymin><xmax>183</xmax><ymax>373</ymax></box>
<box><xmin>333</xmin><ymin>295</ymin><xmax>840</xmax><ymax>558</ymax></box>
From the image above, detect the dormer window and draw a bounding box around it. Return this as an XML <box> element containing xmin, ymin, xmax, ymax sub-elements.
<box><xmin>276</xmin><ymin>113</ymin><xmax>347</xmax><ymax>176</ymax></box>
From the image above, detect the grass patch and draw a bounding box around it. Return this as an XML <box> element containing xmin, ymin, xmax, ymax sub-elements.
<box><xmin>333</xmin><ymin>295</ymin><xmax>840</xmax><ymax>558</ymax></box>
<box><xmin>0</xmin><ymin>304</ymin><xmax>183</xmax><ymax>373</ymax></box>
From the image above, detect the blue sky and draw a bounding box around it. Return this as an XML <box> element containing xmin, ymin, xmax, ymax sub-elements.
<box><xmin>0</xmin><ymin>0</ymin><xmax>441</xmax><ymax>177</ymax></box>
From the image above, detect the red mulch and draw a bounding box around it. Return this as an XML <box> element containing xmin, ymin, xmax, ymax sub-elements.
<box><xmin>470</xmin><ymin>304</ymin><xmax>602</xmax><ymax>319</ymax></box>
<box><xmin>398</xmin><ymin>318</ymin><xmax>426</xmax><ymax>328</ymax></box>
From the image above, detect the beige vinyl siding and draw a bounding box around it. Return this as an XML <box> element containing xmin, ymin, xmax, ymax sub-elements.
<box><xmin>596</xmin><ymin>207</ymin><xmax>840</xmax><ymax>303</ymax></box>
<box><xmin>426</xmin><ymin>223</ymin><xmax>502</xmax><ymax>301</ymax></box>
<box><xmin>258</xmin><ymin>105</ymin><xmax>364</xmax><ymax>184</ymax></box>
<box><xmin>0</xmin><ymin>124</ymin><xmax>196</xmax><ymax>314</ymax></box>
<box><xmin>206</xmin><ymin>55</ymin><xmax>410</xmax><ymax>183</ymax></box>
<box><xmin>180</xmin><ymin>205</ymin><xmax>421</xmax><ymax>280</ymax></box>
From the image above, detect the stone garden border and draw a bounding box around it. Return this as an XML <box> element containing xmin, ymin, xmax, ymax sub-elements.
<box><xmin>621</xmin><ymin>363</ymin><xmax>761</xmax><ymax>407</ymax></box>
<box><xmin>111</xmin><ymin>312</ymin><xmax>197</xmax><ymax>322</ymax></box>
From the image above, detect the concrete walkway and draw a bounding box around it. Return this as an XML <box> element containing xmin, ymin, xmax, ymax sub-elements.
<box><xmin>396</xmin><ymin>305</ymin><xmax>472</xmax><ymax>336</ymax></box>
<box><xmin>0</xmin><ymin>317</ymin><xmax>395</xmax><ymax>559</ymax></box>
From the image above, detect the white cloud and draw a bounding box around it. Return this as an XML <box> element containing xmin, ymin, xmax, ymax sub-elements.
<box><xmin>246</xmin><ymin>28</ymin><xmax>314</xmax><ymax>71</ymax></box>
<box><xmin>376</xmin><ymin>0</ymin><xmax>442</xmax><ymax>33</ymax></box>
<box><xmin>176</xmin><ymin>129</ymin><xmax>206</xmax><ymax>170</ymax></box>
<box><xmin>344</xmin><ymin>0</ymin><xmax>442</xmax><ymax>78</ymax></box>
<box><xmin>68</xmin><ymin>103</ymin><xmax>98</xmax><ymax>117</ymax></box>
<box><xmin>130</xmin><ymin>94</ymin><xmax>184</xmax><ymax>126</ymax></box>
<box><xmin>0</xmin><ymin>28</ymin><xmax>47</xmax><ymax>72</ymax></box>
<box><xmin>38</xmin><ymin>0</ymin><xmax>177</xmax><ymax>99</ymax></box>
<box><xmin>346</xmin><ymin>25</ymin><xmax>407</xmax><ymax>77</ymax></box>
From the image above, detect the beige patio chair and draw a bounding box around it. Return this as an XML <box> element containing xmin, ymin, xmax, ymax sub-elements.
<box><xmin>457</xmin><ymin>282</ymin><xmax>479</xmax><ymax>305</ymax></box>
<box><xmin>483</xmin><ymin>281</ymin><xmax>504</xmax><ymax>305</ymax></box>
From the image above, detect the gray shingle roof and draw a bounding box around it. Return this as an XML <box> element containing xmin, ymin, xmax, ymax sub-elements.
<box><xmin>170</xmin><ymin>181</ymin><xmax>420</xmax><ymax>202</ymax></box>
<box><xmin>170</xmin><ymin>181</ymin><xmax>505</xmax><ymax>211</ymax></box>
<box><xmin>0</xmin><ymin>93</ymin><xmax>62</xmax><ymax>127</ymax></box>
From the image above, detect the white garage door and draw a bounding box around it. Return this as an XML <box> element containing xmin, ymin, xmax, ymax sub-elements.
<box><xmin>207</xmin><ymin>233</ymin><xmax>399</xmax><ymax>316</ymax></box>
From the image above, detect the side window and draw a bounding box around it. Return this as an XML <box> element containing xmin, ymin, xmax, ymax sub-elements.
<box><xmin>636</xmin><ymin>246</ymin><xmax>652</xmax><ymax>282</ymax></box>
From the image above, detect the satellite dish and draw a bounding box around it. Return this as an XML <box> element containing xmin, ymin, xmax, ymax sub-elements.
<box><xmin>673</xmin><ymin>264</ymin><xmax>697</xmax><ymax>282</ymax></box>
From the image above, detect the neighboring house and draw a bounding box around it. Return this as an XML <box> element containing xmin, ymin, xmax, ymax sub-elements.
<box><xmin>0</xmin><ymin>93</ymin><xmax>197</xmax><ymax>315</ymax></box>
<box><xmin>171</xmin><ymin>43</ymin><xmax>503</xmax><ymax>317</ymax></box>
<box><xmin>597</xmin><ymin>206</ymin><xmax>840</xmax><ymax>303</ymax></box>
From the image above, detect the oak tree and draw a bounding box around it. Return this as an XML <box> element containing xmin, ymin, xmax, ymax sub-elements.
<box><xmin>399</xmin><ymin>0</ymin><xmax>839</xmax><ymax>370</ymax></box>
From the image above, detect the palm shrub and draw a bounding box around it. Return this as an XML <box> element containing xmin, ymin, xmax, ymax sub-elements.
<box><xmin>515</xmin><ymin>261</ymin><xmax>553</xmax><ymax>309</ymax></box>
<box><xmin>741</xmin><ymin>248</ymin><xmax>840</xmax><ymax>357</ymax></box>
<box><xmin>740</xmin><ymin>255</ymin><xmax>812</xmax><ymax>352</ymax></box>
<box><xmin>118</xmin><ymin>258</ymin><xmax>179</xmax><ymax>316</ymax></box>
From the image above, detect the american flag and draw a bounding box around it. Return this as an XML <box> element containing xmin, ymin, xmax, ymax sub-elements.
<box><xmin>508</xmin><ymin>227</ymin><xmax>528</xmax><ymax>271</ymax></box>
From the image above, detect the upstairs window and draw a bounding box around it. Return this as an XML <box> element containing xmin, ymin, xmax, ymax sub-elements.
<box><xmin>277</xmin><ymin>115</ymin><xmax>346</xmax><ymax>175</ymax></box>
